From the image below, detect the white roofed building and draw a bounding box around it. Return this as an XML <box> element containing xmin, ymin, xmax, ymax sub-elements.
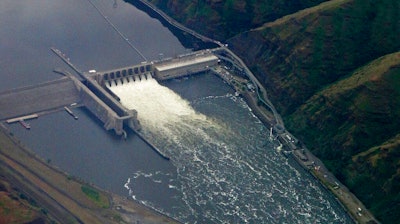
<box><xmin>153</xmin><ymin>53</ymin><xmax>219</xmax><ymax>80</ymax></box>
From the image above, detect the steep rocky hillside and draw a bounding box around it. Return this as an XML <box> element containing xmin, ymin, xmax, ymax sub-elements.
<box><xmin>229</xmin><ymin>0</ymin><xmax>399</xmax><ymax>116</ymax></box>
<box><xmin>143</xmin><ymin>0</ymin><xmax>328</xmax><ymax>40</ymax></box>
<box><xmin>285</xmin><ymin>52</ymin><xmax>400</xmax><ymax>222</ymax></box>
<box><xmin>226</xmin><ymin>0</ymin><xmax>399</xmax><ymax>222</ymax></box>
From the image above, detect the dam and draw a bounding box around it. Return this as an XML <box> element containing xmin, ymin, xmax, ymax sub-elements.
<box><xmin>0</xmin><ymin>48</ymin><xmax>220</xmax><ymax>138</ymax></box>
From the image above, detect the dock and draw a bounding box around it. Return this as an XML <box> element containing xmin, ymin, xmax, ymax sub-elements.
<box><xmin>6</xmin><ymin>114</ymin><xmax>38</xmax><ymax>124</ymax></box>
<box><xmin>18</xmin><ymin>120</ymin><xmax>31</xmax><ymax>130</ymax></box>
<box><xmin>64</xmin><ymin>107</ymin><xmax>78</xmax><ymax>120</ymax></box>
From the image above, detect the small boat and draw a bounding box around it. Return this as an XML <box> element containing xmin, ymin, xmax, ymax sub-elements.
<box><xmin>19</xmin><ymin>120</ymin><xmax>31</xmax><ymax>130</ymax></box>
<box><xmin>64</xmin><ymin>106</ymin><xmax>78</xmax><ymax>120</ymax></box>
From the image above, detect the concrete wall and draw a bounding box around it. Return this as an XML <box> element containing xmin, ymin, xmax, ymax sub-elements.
<box><xmin>94</xmin><ymin>63</ymin><xmax>153</xmax><ymax>86</ymax></box>
<box><xmin>73</xmin><ymin>75</ymin><xmax>141</xmax><ymax>135</ymax></box>
<box><xmin>70</xmin><ymin>49</ymin><xmax>222</xmax><ymax>135</ymax></box>
<box><xmin>0</xmin><ymin>71</ymin><xmax>140</xmax><ymax>136</ymax></box>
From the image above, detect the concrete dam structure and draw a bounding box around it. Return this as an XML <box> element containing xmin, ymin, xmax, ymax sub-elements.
<box><xmin>1</xmin><ymin>48</ymin><xmax>219</xmax><ymax>138</ymax></box>
<box><xmin>92</xmin><ymin>49</ymin><xmax>219</xmax><ymax>87</ymax></box>
<box><xmin>86</xmin><ymin>49</ymin><xmax>219</xmax><ymax>136</ymax></box>
<box><xmin>72</xmin><ymin>72</ymin><xmax>141</xmax><ymax>136</ymax></box>
<box><xmin>51</xmin><ymin>47</ymin><xmax>141</xmax><ymax>136</ymax></box>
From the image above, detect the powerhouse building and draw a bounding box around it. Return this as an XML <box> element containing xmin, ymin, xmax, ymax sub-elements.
<box><xmin>153</xmin><ymin>53</ymin><xmax>219</xmax><ymax>80</ymax></box>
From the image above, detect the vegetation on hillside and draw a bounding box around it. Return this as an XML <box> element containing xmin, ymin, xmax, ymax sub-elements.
<box><xmin>229</xmin><ymin>0</ymin><xmax>399</xmax><ymax>115</ymax></box>
<box><xmin>227</xmin><ymin>0</ymin><xmax>400</xmax><ymax>222</ymax></box>
<box><xmin>285</xmin><ymin>52</ymin><xmax>400</xmax><ymax>222</ymax></box>
<box><xmin>143</xmin><ymin>0</ymin><xmax>328</xmax><ymax>40</ymax></box>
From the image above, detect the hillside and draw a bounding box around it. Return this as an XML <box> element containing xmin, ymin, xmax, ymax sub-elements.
<box><xmin>227</xmin><ymin>0</ymin><xmax>399</xmax><ymax>222</ymax></box>
<box><xmin>132</xmin><ymin>0</ymin><xmax>400</xmax><ymax>223</ymax></box>
<box><xmin>142</xmin><ymin>0</ymin><xmax>328</xmax><ymax>40</ymax></box>
<box><xmin>285</xmin><ymin>52</ymin><xmax>400</xmax><ymax>222</ymax></box>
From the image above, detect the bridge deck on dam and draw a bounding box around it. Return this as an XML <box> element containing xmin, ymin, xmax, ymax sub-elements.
<box><xmin>0</xmin><ymin>77</ymin><xmax>81</xmax><ymax>120</ymax></box>
<box><xmin>94</xmin><ymin>50</ymin><xmax>220</xmax><ymax>86</ymax></box>
<box><xmin>153</xmin><ymin>52</ymin><xmax>219</xmax><ymax>80</ymax></box>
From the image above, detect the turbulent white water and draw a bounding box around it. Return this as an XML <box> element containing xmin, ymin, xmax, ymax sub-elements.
<box><xmin>109</xmin><ymin>76</ymin><xmax>213</xmax><ymax>138</ymax></box>
<box><xmin>108</xmin><ymin>76</ymin><xmax>352</xmax><ymax>223</ymax></box>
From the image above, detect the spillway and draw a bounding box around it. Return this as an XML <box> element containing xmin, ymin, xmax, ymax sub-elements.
<box><xmin>108</xmin><ymin>75</ymin><xmax>352</xmax><ymax>223</ymax></box>
<box><xmin>109</xmin><ymin>76</ymin><xmax>214</xmax><ymax>144</ymax></box>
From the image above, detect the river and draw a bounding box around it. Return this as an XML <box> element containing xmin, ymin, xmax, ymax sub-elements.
<box><xmin>1</xmin><ymin>0</ymin><xmax>353</xmax><ymax>223</ymax></box>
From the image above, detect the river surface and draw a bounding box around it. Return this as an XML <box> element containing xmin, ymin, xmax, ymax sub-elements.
<box><xmin>1</xmin><ymin>0</ymin><xmax>352</xmax><ymax>223</ymax></box>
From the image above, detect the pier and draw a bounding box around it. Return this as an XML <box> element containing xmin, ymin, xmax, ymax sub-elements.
<box><xmin>64</xmin><ymin>107</ymin><xmax>78</xmax><ymax>120</ymax></box>
<box><xmin>6</xmin><ymin>114</ymin><xmax>38</xmax><ymax>124</ymax></box>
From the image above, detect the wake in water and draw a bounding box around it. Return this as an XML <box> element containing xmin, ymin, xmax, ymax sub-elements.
<box><xmin>109</xmin><ymin>76</ymin><xmax>352</xmax><ymax>223</ymax></box>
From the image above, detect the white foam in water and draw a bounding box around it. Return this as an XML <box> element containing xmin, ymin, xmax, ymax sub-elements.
<box><xmin>109</xmin><ymin>77</ymin><xmax>352</xmax><ymax>223</ymax></box>
<box><xmin>124</xmin><ymin>177</ymin><xmax>130</xmax><ymax>190</ymax></box>
<box><xmin>109</xmin><ymin>76</ymin><xmax>206</xmax><ymax>128</ymax></box>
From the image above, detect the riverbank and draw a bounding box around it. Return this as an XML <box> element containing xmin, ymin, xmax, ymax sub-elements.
<box><xmin>0</xmin><ymin>123</ymin><xmax>179</xmax><ymax>224</ymax></box>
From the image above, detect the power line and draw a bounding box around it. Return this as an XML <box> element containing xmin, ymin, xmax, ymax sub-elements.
<box><xmin>87</xmin><ymin>0</ymin><xmax>147</xmax><ymax>61</ymax></box>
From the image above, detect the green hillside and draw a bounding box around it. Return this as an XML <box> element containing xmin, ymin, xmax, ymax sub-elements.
<box><xmin>143</xmin><ymin>0</ymin><xmax>328</xmax><ymax>40</ymax></box>
<box><xmin>229</xmin><ymin>0</ymin><xmax>399</xmax><ymax>116</ymax></box>
<box><xmin>285</xmin><ymin>52</ymin><xmax>400</xmax><ymax>222</ymax></box>
<box><xmin>227</xmin><ymin>0</ymin><xmax>400</xmax><ymax>222</ymax></box>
